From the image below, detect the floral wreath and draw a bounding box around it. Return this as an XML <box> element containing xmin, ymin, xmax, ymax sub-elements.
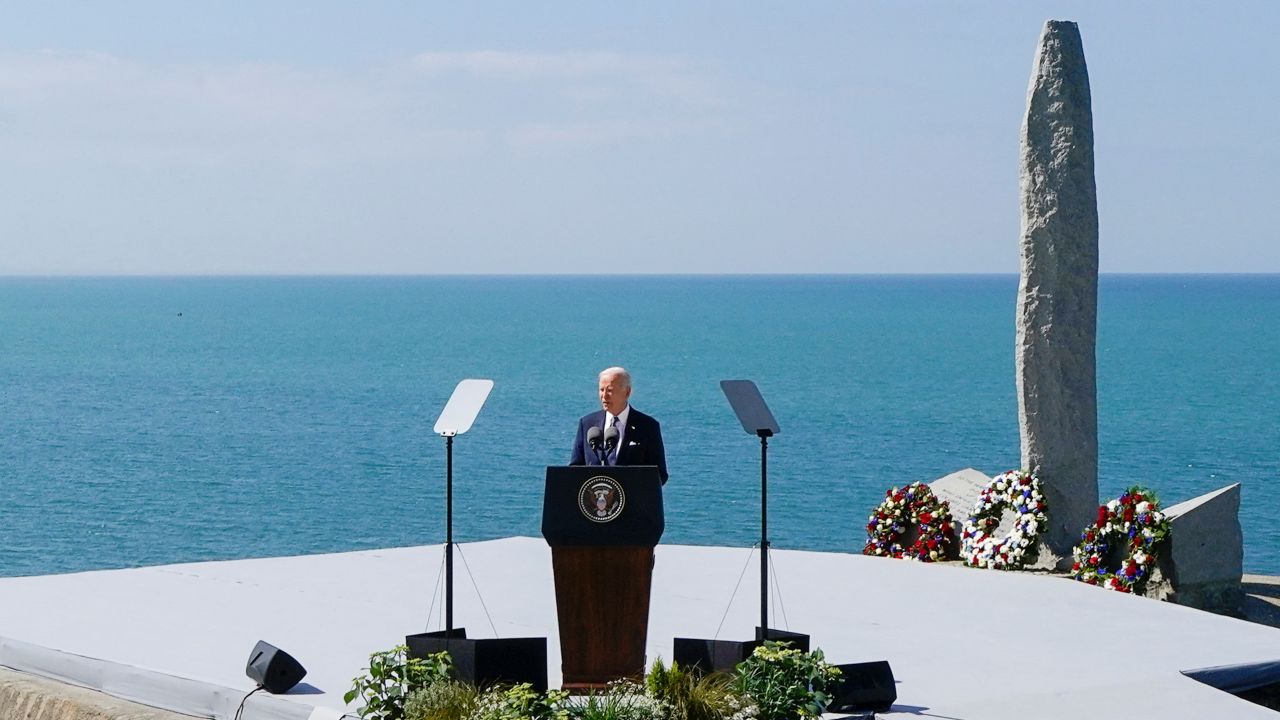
<box><xmin>1071</xmin><ymin>486</ymin><xmax>1170</xmax><ymax>594</ymax></box>
<box><xmin>863</xmin><ymin>482</ymin><xmax>956</xmax><ymax>562</ymax></box>
<box><xmin>961</xmin><ymin>469</ymin><xmax>1049</xmax><ymax>570</ymax></box>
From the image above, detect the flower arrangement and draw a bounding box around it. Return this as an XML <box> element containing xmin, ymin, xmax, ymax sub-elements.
<box><xmin>961</xmin><ymin>469</ymin><xmax>1049</xmax><ymax>570</ymax></box>
<box><xmin>733</xmin><ymin>642</ymin><xmax>841</xmax><ymax>720</ymax></box>
<box><xmin>472</xmin><ymin>684</ymin><xmax>570</xmax><ymax>720</ymax></box>
<box><xmin>570</xmin><ymin>680</ymin><xmax>666</xmax><ymax>720</ymax></box>
<box><xmin>1071</xmin><ymin>486</ymin><xmax>1171</xmax><ymax>594</ymax></box>
<box><xmin>863</xmin><ymin>481</ymin><xmax>956</xmax><ymax>561</ymax></box>
<box><xmin>361</xmin><ymin>643</ymin><xmax>826</xmax><ymax>720</ymax></box>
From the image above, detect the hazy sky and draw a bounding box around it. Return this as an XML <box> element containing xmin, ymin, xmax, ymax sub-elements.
<box><xmin>2</xmin><ymin>2</ymin><xmax>1276</xmax><ymax>275</ymax></box>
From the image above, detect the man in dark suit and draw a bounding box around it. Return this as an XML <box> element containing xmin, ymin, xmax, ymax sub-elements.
<box><xmin>570</xmin><ymin>366</ymin><xmax>668</xmax><ymax>485</ymax></box>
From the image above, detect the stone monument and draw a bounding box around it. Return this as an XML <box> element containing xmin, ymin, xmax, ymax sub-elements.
<box><xmin>1016</xmin><ymin>20</ymin><xmax>1099</xmax><ymax>568</ymax></box>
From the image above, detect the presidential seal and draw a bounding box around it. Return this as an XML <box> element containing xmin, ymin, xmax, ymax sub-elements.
<box><xmin>578</xmin><ymin>476</ymin><xmax>626</xmax><ymax>523</ymax></box>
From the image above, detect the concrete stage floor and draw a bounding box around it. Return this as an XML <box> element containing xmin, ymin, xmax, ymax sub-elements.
<box><xmin>2</xmin><ymin>537</ymin><xmax>1278</xmax><ymax>719</ymax></box>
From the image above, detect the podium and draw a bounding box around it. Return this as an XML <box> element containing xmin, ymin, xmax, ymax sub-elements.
<box><xmin>542</xmin><ymin>465</ymin><xmax>664</xmax><ymax>690</ymax></box>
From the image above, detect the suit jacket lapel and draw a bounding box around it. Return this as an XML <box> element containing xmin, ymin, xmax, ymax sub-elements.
<box><xmin>616</xmin><ymin>412</ymin><xmax>637</xmax><ymax>465</ymax></box>
<box><xmin>592</xmin><ymin>410</ymin><xmax>609</xmax><ymax>465</ymax></box>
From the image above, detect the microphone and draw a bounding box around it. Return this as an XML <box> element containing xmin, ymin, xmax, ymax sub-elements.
<box><xmin>586</xmin><ymin>426</ymin><xmax>604</xmax><ymax>463</ymax></box>
<box><xmin>603</xmin><ymin>426</ymin><xmax>620</xmax><ymax>459</ymax></box>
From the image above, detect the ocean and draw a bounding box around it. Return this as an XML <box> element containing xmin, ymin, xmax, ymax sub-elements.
<box><xmin>2</xmin><ymin>275</ymin><xmax>1277</xmax><ymax>577</ymax></box>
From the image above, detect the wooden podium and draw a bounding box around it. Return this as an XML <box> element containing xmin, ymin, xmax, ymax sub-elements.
<box><xmin>542</xmin><ymin>466</ymin><xmax>664</xmax><ymax>690</ymax></box>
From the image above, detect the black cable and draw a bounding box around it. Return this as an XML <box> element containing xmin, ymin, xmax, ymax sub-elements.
<box><xmin>425</xmin><ymin>549</ymin><xmax>447</xmax><ymax>631</ymax></box>
<box><xmin>455</xmin><ymin>544</ymin><xmax>499</xmax><ymax>637</ymax></box>
<box><xmin>233</xmin><ymin>686</ymin><xmax>265</xmax><ymax>720</ymax></box>
<box><xmin>713</xmin><ymin>544</ymin><xmax>757</xmax><ymax>640</ymax></box>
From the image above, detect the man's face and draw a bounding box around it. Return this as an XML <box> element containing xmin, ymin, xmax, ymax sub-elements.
<box><xmin>598</xmin><ymin>374</ymin><xmax>631</xmax><ymax>416</ymax></box>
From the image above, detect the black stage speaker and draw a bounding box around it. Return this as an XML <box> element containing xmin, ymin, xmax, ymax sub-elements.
<box><xmin>828</xmin><ymin>661</ymin><xmax>896</xmax><ymax>714</ymax></box>
<box><xmin>245</xmin><ymin>640</ymin><xmax>307</xmax><ymax>694</ymax></box>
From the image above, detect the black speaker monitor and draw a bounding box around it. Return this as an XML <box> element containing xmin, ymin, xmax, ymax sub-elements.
<box><xmin>829</xmin><ymin>661</ymin><xmax>896</xmax><ymax>714</ymax></box>
<box><xmin>245</xmin><ymin>640</ymin><xmax>307</xmax><ymax>694</ymax></box>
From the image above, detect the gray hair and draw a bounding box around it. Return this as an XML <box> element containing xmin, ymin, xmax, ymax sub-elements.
<box><xmin>598</xmin><ymin>366</ymin><xmax>632</xmax><ymax>389</ymax></box>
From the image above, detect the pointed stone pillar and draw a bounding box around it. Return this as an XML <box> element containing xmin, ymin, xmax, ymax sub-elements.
<box><xmin>1016</xmin><ymin>20</ymin><xmax>1099</xmax><ymax>567</ymax></box>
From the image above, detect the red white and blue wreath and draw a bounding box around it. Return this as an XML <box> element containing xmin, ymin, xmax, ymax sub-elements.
<box><xmin>1072</xmin><ymin>486</ymin><xmax>1170</xmax><ymax>594</ymax></box>
<box><xmin>863</xmin><ymin>482</ymin><xmax>956</xmax><ymax>562</ymax></box>
<box><xmin>961</xmin><ymin>470</ymin><xmax>1049</xmax><ymax>570</ymax></box>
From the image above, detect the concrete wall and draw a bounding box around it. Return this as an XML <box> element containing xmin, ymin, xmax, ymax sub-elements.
<box><xmin>0</xmin><ymin>668</ymin><xmax>195</xmax><ymax>720</ymax></box>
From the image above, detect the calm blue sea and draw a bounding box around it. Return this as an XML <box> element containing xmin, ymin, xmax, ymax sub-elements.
<box><xmin>1</xmin><ymin>275</ymin><xmax>1277</xmax><ymax>577</ymax></box>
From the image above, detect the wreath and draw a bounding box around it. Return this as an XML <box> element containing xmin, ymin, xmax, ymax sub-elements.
<box><xmin>863</xmin><ymin>482</ymin><xmax>956</xmax><ymax>562</ymax></box>
<box><xmin>1071</xmin><ymin>486</ymin><xmax>1170</xmax><ymax>594</ymax></box>
<box><xmin>961</xmin><ymin>469</ymin><xmax>1049</xmax><ymax>570</ymax></box>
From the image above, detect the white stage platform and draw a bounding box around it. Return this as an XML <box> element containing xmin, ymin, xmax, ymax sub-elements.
<box><xmin>2</xmin><ymin>537</ymin><xmax>1278</xmax><ymax>719</ymax></box>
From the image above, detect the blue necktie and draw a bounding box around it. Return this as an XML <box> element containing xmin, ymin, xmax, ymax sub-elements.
<box><xmin>607</xmin><ymin>416</ymin><xmax>619</xmax><ymax>465</ymax></box>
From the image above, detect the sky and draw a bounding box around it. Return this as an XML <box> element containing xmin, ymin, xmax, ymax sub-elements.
<box><xmin>2</xmin><ymin>2</ymin><xmax>1277</xmax><ymax>275</ymax></box>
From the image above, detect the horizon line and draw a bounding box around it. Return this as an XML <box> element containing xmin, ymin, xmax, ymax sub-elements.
<box><xmin>2</xmin><ymin>271</ymin><xmax>1279</xmax><ymax>280</ymax></box>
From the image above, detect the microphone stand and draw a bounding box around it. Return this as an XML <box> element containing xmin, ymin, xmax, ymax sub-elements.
<box><xmin>587</xmin><ymin>425</ymin><xmax>607</xmax><ymax>465</ymax></box>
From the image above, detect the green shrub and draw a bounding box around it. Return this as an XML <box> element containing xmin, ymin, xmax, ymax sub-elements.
<box><xmin>405</xmin><ymin>680</ymin><xmax>478</xmax><ymax>720</ymax></box>
<box><xmin>346</xmin><ymin>646</ymin><xmax>453</xmax><ymax>720</ymax></box>
<box><xmin>732</xmin><ymin>642</ymin><xmax>841</xmax><ymax>720</ymax></box>
<box><xmin>472</xmin><ymin>683</ymin><xmax>571</xmax><ymax>720</ymax></box>
<box><xmin>645</xmin><ymin>659</ymin><xmax>752</xmax><ymax>720</ymax></box>
<box><xmin>349</xmin><ymin>641</ymin><xmax>841</xmax><ymax>720</ymax></box>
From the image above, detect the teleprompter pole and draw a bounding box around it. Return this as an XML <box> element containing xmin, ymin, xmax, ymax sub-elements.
<box><xmin>446</xmin><ymin>433</ymin><xmax>454</xmax><ymax>633</ymax></box>
<box><xmin>759</xmin><ymin>431</ymin><xmax>769</xmax><ymax>633</ymax></box>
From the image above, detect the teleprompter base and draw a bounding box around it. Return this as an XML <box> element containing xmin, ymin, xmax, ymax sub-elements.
<box><xmin>406</xmin><ymin>628</ymin><xmax>548</xmax><ymax>693</ymax></box>
<box><xmin>672</xmin><ymin>628</ymin><xmax>810</xmax><ymax>674</ymax></box>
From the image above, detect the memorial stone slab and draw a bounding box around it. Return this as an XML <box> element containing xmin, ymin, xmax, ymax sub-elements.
<box><xmin>929</xmin><ymin>468</ymin><xmax>990</xmax><ymax>523</ymax></box>
<box><xmin>1147</xmin><ymin>484</ymin><xmax>1244</xmax><ymax>615</ymax></box>
<box><xmin>929</xmin><ymin>468</ymin><xmax>1000</xmax><ymax>560</ymax></box>
<box><xmin>1016</xmin><ymin>20</ymin><xmax>1100</xmax><ymax>567</ymax></box>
